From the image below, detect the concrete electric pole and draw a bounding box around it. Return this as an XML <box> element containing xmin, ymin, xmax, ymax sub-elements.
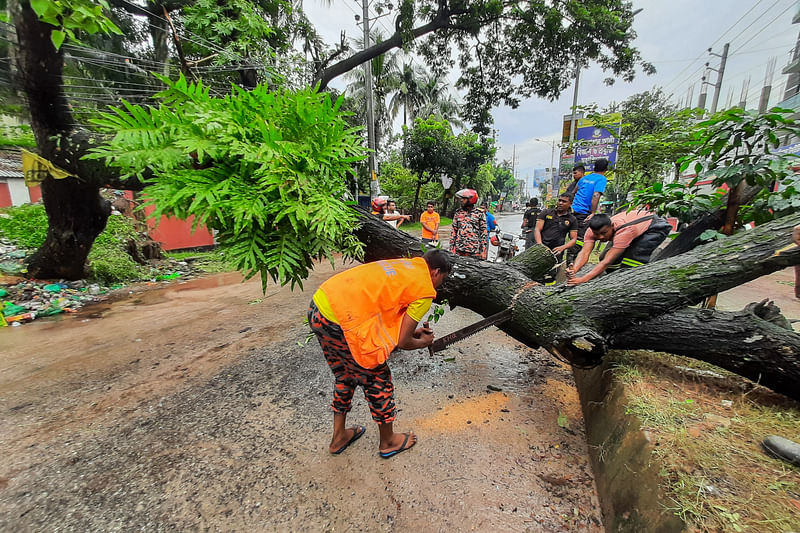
<box><xmin>708</xmin><ymin>43</ymin><xmax>730</xmax><ymax>113</ymax></box>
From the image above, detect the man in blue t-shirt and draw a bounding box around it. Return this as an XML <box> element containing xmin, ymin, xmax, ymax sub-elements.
<box><xmin>567</xmin><ymin>158</ymin><xmax>609</xmax><ymax>265</ymax></box>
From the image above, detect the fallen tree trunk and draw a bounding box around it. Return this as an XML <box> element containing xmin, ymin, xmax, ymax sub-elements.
<box><xmin>355</xmin><ymin>211</ymin><xmax>800</xmax><ymax>400</ymax></box>
<box><xmin>610</xmin><ymin>301</ymin><xmax>800</xmax><ymax>399</ymax></box>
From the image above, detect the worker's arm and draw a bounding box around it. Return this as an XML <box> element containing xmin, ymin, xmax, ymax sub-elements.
<box><xmin>554</xmin><ymin>230</ymin><xmax>578</xmax><ymax>254</ymax></box>
<box><xmin>396</xmin><ymin>313</ymin><xmax>434</xmax><ymax>350</ymax></box>
<box><xmin>793</xmin><ymin>224</ymin><xmax>800</xmax><ymax>246</ymax></box>
<box><xmin>534</xmin><ymin>218</ymin><xmax>545</xmax><ymax>244</ymax></box>
<box><xmin>567</xmin><ymin>241</ymin><xmax>593</xmax><ymax>273</ymax></box>
<box><xmin>586</xmin><ymin>192</ymin><xmax>602</xmax><ymax>219</ymax></box>
<box><xmin>421</xmin><ymin>220</ymin><xmax>435</xmax><ymax>233</ymax></box>
<box><xmin>567</xmin><ymin>246</ymin><xmax>625</xmax><ymax>286</ymax></box>
<box><xmin>521</xmin><ymin>213</ymin><xmax>528</xmax><ymax>229</ymax></box>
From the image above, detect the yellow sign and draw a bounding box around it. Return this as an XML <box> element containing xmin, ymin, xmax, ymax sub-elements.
<box><xmin>576</xmin><ymin>112</ymin><xmax>622</xmax><ymax>129</ymax></box>
<box><xmin>21</xmin><ymin>149</ymin><xmax>74</xmax><ymax>186</ymax></box>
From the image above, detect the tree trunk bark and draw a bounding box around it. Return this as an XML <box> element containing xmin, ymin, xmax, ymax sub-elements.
<box><xmin>610</xmin><ymin>301</ymin><xmax>800</xmax><ymax>400</ymax></box>
<box><xmin>354</xmin><ymin>209</ymin><xmax>800</xmax><ymax>400</ymax></box>
<box><xmin>13</xmin><ymin>0</ymin><xmax>112</xmax><ymax>280</ymax></box>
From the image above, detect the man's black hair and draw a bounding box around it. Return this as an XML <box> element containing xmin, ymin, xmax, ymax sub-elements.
<box><xmin>423</xmin><ymin>249</ymin><xmax>452</xmax><ymax>273</ymax></box>
<box><xmin>426</xmin><ymin>201</ymin><xmax>435</xmax><ymax>207</ymax></box>
<box><xmin>573</xmin><ymin>164</ymin><xmax>585</xmax><ymax>173</ymax></box>
<box><xmin>530</xmin><ymin>198</ymin><xmax>538</xmax><ymax>206</ymax></box>
<box><xmin>588</xmin><ymin>213</ymin><xmax>613</xmax><ymax>232</ymax></box>
<box><xmin>558</xmin><ymin>193</ymin><xmax>572</xmax><ymax>200</ymax></box>
<box><xmin>594</xmin><ymin>159</ymin><xmax>610</xmax><ymax>172</ymax></box>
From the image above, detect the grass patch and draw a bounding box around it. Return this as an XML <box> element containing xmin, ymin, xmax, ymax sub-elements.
<box><xmin>87</xmin><ymin>215</ymin><xmax>146</xmax><ymax>283</ymax></box>
<box><xmin>610</xmin><ymin>350</ymin><xmax>800</xmax><ymax>532</ymax></box>
<box><xmin>0</xmin><ymin>204</ymin><xmax>49</xmax><ymax>249</ymax></box>
<box><xmin>0</xmin><ymin>124</ymin><xmax>37</xmax><ymax>149</ymax></box>
<box><xmin>400</xmin><ymin>216</ymin><xmax>452</xmax><ymax>231</ymax></box>
<box><xmin>165</xmin><ymin>249</ymin><xmax>230</xmax><ymax>273</ymax></box>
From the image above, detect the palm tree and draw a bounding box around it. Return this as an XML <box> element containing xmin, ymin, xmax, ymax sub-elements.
<box><xmin>344</xmin><ymin>31</ymin><xmax>401</xmax><ymax>155</ymax></box>
<box><xmin>415</xmin><ymin>73</ymin><xmax>464</xmax><ymax>129</ymax></box>
<box><xmin>388</xmin><ymin>62</ymin><xmax>426</xmax><ymax>128</ymax></box>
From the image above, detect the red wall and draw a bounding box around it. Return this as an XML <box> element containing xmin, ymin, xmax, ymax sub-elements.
<box><xmin>142</xmin><ymin>204</ymin><xmax>215</xmax><ymax>251</ymax></box>
<box><xmin>0</xmin><ymin>183</ymin><xmax>11</xmax><ymax>208</ymax></box>
<box><xmin>28</xmin><ymin>185</ymin><xmax>42</xmax><ymax>203</ymax></box>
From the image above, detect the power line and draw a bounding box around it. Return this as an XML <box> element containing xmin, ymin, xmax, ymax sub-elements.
<box><xmin>731</xmin><ymin>2</ymin><xmax>796</xmax><ymax>55</ymax></box>
<box><xmin>662</xmin><ymin>0</ymin><xmax>779</xmax><ymax>93</ymax></box>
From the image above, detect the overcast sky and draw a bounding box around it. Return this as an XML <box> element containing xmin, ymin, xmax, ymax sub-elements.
<box><xmin>304</xmin><ymin>0</ymin><xmax>799</xmax><ymax>187</ymax></box>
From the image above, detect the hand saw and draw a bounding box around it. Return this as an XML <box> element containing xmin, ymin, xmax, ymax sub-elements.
<box><xmin>428</xmin><ymin>308</ymin><xmax>513</xmax><ymax>354</ymax></box>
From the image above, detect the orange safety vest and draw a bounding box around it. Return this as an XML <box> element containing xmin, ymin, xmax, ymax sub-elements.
<box><xmin>319</xmin><ymin>257</ymin><xmax>437</xmax><ymax>368</ymax></box>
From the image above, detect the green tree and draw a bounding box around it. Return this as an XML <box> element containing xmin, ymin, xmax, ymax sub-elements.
<box><xmin>85</xmin><ymin>75</ymin><xmax>366</xmax><ymax>289</ymax></box>
<box><xmin>13</xmin><ymin>0</ymin><xmax>650</xmax><ymax>283</ymax></box>
<box><xmin>633</xmin><ymin>107</ymin><xmax>800</xmax><ymax>231</ymax></box>
<box><xmin>403</xmin><ymin>116</ymin><xmax>458</xmax><ymax>217</ymax></box>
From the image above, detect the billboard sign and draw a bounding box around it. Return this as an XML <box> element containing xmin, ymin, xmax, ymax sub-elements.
<box><xmin>574</xmin><ymin>113</ymin><xmax>621</xmax><ymax>171</ymax></box>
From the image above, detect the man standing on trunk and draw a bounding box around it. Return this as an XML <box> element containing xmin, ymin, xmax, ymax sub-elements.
<box><xmin>308</xmin><ymin>249</ymin><xmax>452</xmax><ymax>458</ymax></box>
<box><xmin>567</xmin><ymin>159</ymin><xmax>609</xmax><ymax>265</ymax></box>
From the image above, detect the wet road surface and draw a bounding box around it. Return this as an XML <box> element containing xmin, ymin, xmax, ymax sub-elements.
<box><xmin>0</xmin><ymin>259</ymin><xmax>602</xmax><ymax>532</ymax></box>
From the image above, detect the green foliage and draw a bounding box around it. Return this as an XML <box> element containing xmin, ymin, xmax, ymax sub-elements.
<box><xmin>29</xmin><ymin>0</ymin><xmax>122</xmax><ymax>49</ymax></box>
<box><xmin>86</xmin><ymin>214</ymin><xmax>144</xmax><ymax>283</ymax></box>
<box><xmin>0</xmin><ymin>204</ymin><xmax>49</xmax><ymax>249</ymax></box>
<box><xmin>411</xmin><ymin>0</ymin><xmax>651</xmax><ymax>134</ymax></box>
<box><xmin>86</xmin><ymin>75</ymin><xmax>367</xmax><ymax>291</ymax></box>
<box><xmin>379</xmin><ymin>160</ymin><xmax>443</xmax><ymax>211</ymax></box>
<box><xmin>0</xmin><ymin>124</ymin><xmax>37</xmax><ymax>148</ymax></box>
<box><xmin>634</xmin><ymin>107</ymin><xmax>800</xmax><ymax>225</ymax></box>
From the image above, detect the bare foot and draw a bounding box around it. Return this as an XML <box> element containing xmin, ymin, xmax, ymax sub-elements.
<box><xmin>330</xmin><ymin>425</ymin><xmax>365</xmax><ymax>454</ymax></box>
<box><xmin>379</xmin><ymin>431</ymin><xmax>417</xmax><ymax>458</ymax></box>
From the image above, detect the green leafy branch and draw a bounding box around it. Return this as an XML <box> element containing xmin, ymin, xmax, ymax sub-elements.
<box><xmin>30</xmin><ymin>0</ymin><xmax>122</xmax><ymax>49</ymax></box>
<box><xmin>86</xmin><ymin>75</ymin><xmax>368</xmax><ymax>291</ymax></box>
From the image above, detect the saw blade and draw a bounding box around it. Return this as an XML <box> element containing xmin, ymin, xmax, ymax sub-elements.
<box><xmin>430</xmin><ymin>308</ymin><xmax>513</xmax><ymax>353</ymax></box>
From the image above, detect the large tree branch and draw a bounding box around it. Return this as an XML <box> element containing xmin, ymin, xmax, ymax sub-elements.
<box><xmin>610</xmin><ymin>301</ymin><xmax>800</xmax><ymax>400</ymax></box>
<box><xmin>315</xmin><ymin>10</ymin><xmax>449</xmax><ymax>89</ymax></box>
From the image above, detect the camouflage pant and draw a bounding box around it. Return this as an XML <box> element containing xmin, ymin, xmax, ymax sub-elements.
<box><xmin>308</xmin><ymin>301</ymin><xmax>396</xmax><ymax>423</ymax></box>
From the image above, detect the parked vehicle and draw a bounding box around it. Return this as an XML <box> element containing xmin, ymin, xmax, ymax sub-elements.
<box><xmin>490</xmin><ymin>229</ymin><xmax>521</xmax><ymax>263</ymax></box>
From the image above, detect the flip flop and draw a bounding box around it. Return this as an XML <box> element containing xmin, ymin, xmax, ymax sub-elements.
<box><xmin>331</xmin><ymin>425</ymin><xmax>366</xmax><ymax>455</ymax></box>
<box><xmin>378</xmin><ymin>432</ymin><xmax>416</xmax><ymax>459</ymax></box>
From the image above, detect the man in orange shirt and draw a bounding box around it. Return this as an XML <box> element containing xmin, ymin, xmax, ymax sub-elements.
<box><xmin>420</xmin><ymin>201</ymin><xmax>441</xmax><ymax>245</ymax></box>
<box><xmin>308</xmin><ymin>249</ymin><xmax>452</xmax><ymax>458</ymax></box>
<box><xmin>566</xmin><ymin>209</ymin><xmax>671</xmax><ymax>286</ymax></box>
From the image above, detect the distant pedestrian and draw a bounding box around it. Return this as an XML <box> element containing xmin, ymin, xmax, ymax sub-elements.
<box><xmin>308</xmin><ymin>249</ymin><xmax>452</xmax><ymax>458</ymax></box>
<box><xmin>521</xmin><ymin>198</ymin><xmax>541</xmax><ymax>250</ymax></box>
<box><xmin>450</xmin><ymin>188</ymin><xmax>487</xmax><ymax>259</ymax></box>
<box><xmin>567</xmin><ymin>159</ymin><xmax>609</xmax><ymax>265</ymax></box>
<box><xmin>534</xmin><ymin>194</ymin><xmax>578</xmax><ymax>261</ymax></box>
<box><xmin>420</xmin><ymin>201</ymin><xmax>441</xmax><ymax>246</ymax></box>
<box><xmin>385</xmin><ymin>200</ymin><xmax>410</xmax><ymax>229</ymax></box>
<box><xmin>371</xmin><ymin>197</ymin><xmax>410</xmax><ymax>227</ymax></box>
<box><xmin>566</xmin><ymin>208</ymin><xmax>671</xmax><ymax>286</ymax></box>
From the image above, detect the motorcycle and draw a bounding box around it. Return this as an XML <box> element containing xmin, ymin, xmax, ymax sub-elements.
<box><xmin>490</xmin><ymin>229</ymin><xmax>521</xmax><ymax>263</ymax></box>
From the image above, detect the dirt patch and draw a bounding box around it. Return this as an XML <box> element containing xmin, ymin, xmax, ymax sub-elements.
<box><xmin>0</xmin><ymin>263</ymin><xmax>603</xmax><ymax>531</ymax></box>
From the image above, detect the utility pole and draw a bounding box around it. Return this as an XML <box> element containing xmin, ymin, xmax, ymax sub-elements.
<box><xmin>568</xmin><ymin>64</ymin><xmax>580</xmax><ymax>143</ymax></box>
<box><xmin>759</xmin><ymin>58</ymin><xmax>777</xmax><ymax>113</ymax></box>
<box><xmin>708</xmin><ymin>43</ymin><xmax>729</xmax><ymax>113</ymax></box>
<box><xmin>360</xmin><ymin>0</ymin><xmax>379</xmax><ymax>198</ymax></box>
<box><xmin>698</xmin><ymin>70</ymin><xmax>709</xmax><ymax>110</ymax></box>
